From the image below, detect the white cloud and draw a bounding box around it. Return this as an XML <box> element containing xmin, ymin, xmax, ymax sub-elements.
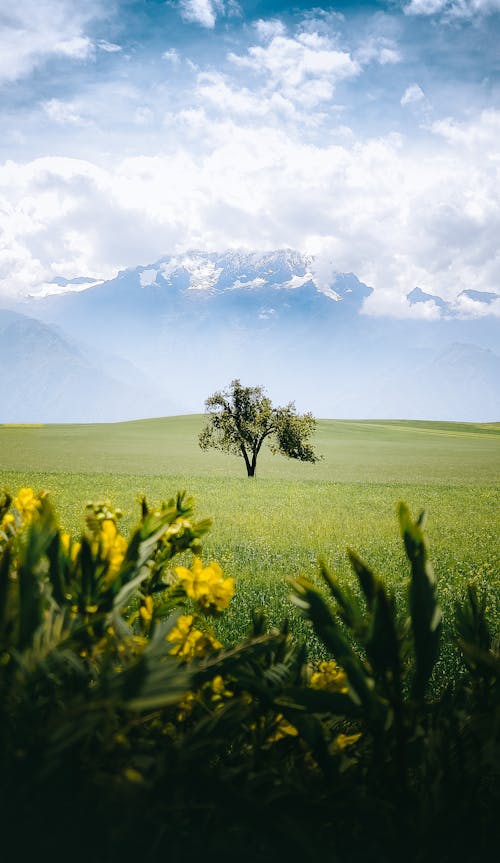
<box><xmin>431</xmin><ymin>108</ymin><xmax>500</xmax><ymax>147</ymax></box>
<box><xmin>404</xmin><ymin>0</ymin><xmax>500</xmax><ymax>19</ymax></box>
<box><xmin>0</xmin><ymin>1</ymin><xmax>110</xmax><ymax>84</ymax></box>
<box><xmin>401</xmin><ymin>84</ymin><xmax>425</xmax><ymax>106</ymax></box>
<box><xmin>179</xmin><ymin>0</ymin><xmax>217</xmax><ymax>28</ymax></box>
<box><xmin>195</xmin><ymin>70</ymin><xmax>331</xmax><ymax>122</ymax></box>
<box><xmin>97</xmin><ymin>40</ymin><xmax>122</xmax><ymax>53</ymax></box>
<box><xmin>229</xmin><ymin>31</ymin><xmax>360</xmax><ymax>107</ymax></box>
<box><xmin>404</xmin><ymin>0</ymin><xmax>448</xmax><ymax>12</ymax></box>
<box><xmin>43</xmin><ymin>99</ymin><xmax>86</xmax><ymax>126</ymax></box>
<box><xmin>162</xmin><ymin>48</ymin><xmax>181</xmax><ymax>63</ymax></box>
<box><xmin>196</xmin><ymin>72</ymin><xmax>280</xmax><ymax>117</ymax></box>
<box><xmin>177</xmin><ymin>0</ymin><xmax>239</xmax><ymax>29</ymax></box>
<box><xmin>254</xmin><ymin>19</ymin><xmax>287</xmax><ymax>42</ymax></box>
<box><xmin>454</xmin><ymin>292</ymin><xmax>500</xmax><ymax>317</ymax></box>
<box><xmin>356</xmin><ymin>37</ymin><xmax>402</xmax><ymax>66</ymax></box>
<box><xmin>1</xmin><ymin>109</ymin><xmax>499</xmax><ymax>318</ymax></box>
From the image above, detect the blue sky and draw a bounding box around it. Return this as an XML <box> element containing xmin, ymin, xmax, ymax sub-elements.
<box><xmin>1</xmin><ymin>0</ymin><xmax>499</xmax><ymax>318</ymax></box>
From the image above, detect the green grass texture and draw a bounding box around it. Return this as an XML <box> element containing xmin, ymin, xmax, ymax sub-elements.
<box><xmin>1</xmin><ymin>415</ymin><xmax>499</xmax><ymax>678</ymax></box>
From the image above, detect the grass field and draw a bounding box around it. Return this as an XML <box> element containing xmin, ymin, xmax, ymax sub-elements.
<box><xmin>1</xmin><ymin>415</ymin><xmax>499</xmax><ymax>680</ymax></box>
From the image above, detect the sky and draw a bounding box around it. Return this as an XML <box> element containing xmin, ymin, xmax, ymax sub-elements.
<box><xmin>0</xmin><ymin>0</ymin><xmax>499</xmax><ymax>317</ymax></box>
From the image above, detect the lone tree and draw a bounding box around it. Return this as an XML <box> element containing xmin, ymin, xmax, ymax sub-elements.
<box><xmin>199</xmin><ymin>379</ymin><xmax>320</xmax><ymax>477</ymax></box>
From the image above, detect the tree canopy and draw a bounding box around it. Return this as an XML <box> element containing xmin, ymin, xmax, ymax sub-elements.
<box><xmin>198</xmin><ymin>379</ymin><xmax>320</xmax><ymax>477</ymax></box>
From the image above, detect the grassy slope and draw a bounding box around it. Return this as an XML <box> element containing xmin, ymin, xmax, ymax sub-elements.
<box><xmin>1</xmin><ymin>416</ymin><xmax>499</xmax><ymax>675</ymax></box>
<box><xmin>1</xmin><ymin>414</ymin><xmax>499</xmax><ymax>482</ymax></box>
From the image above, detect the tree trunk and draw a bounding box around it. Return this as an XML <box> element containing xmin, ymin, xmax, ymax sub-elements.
<box><xmin>241</xmin><ymin>444</ymin><xmax>255</xmax><ymax>477</ymax></box>
<box><xmin>248</xmin><ymin>450</ymin><xmax>258</xmax><ymax>477</ymax></box>
<box><xmin>241</xmin><ymin>444</ymin><xmax>258</xmax><ymax>477</ymax></box>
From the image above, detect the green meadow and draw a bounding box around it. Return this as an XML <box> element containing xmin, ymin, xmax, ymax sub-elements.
<box><xmin>1</xmin><ymin>415</ymin><xmax>499</xmax><ymax>675</ymax></box>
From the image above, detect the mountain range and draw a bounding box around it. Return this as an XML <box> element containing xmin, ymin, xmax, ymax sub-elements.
<box><xmin>3</xmin><ymin>249</ymin><xmax>500</xmax><ymax>423</ymax></box>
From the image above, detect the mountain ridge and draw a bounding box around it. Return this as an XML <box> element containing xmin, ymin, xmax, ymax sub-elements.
<box><xmin>4</xmin><ymin>249</ymin><xmax>500</xmax><ymax>423</ymax></box>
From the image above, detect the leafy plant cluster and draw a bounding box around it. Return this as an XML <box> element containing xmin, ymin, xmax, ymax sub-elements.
<box><xmin>0</xmin><ymin>487</ymin><xmax>498</xmax><ymax>863</ymax></box>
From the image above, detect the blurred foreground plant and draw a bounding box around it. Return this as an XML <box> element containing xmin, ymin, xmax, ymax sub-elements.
<box><xmin>0</xmin><ymin>488</ymin><xmax>498</xmax><ymax>863</ymax></box>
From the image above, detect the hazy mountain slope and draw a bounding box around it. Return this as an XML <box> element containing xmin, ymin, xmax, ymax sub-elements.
<box><xmin>0</xmin><ymin>313</ymin><xmax>178</xmax><ymax>422</ymax></box>
<box><xmin>9</xmin><ymin>249</ymin><xmax>500</xmax><ymax>422</ymax></box>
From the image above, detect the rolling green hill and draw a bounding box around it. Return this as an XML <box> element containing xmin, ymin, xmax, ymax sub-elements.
<box><xmin>1</xmin><ymin>415</ymin><xmax>499</xmax><ymax>484</ymax></box>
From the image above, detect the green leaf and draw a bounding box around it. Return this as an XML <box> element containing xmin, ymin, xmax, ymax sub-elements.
<box><xmin>366</xmin><ymin>585</ymin><xmax>402</xmax><ymax>701</ymax></box>
<box><xmin>290</xmin><ymin>577</ymin><xmax>384</xmax><ymax>723</ymax></box>
<box><xmin>319</xmin><ymin>556</ymin><xmax>364</xmax><ymax>631</ymax></box>
<box><xmin>399</xmin><ymin>502</ymin><xmax>442</xmax><ymax>700</ymax></box>
<box><xmin>278</xmin><ymin>706</ymin><xmax>332</xmax><ymax>774</ymax></box>
<box><xmin>348</xmin><ymin>548</ymin><xmax>378</xmax><ymax>612</ymax></box>
<box><xmin>0</xmin><ymin>545</ymin><xmax>11</xmax><ymax>640</ymax></box>
<box><xmin>17</xmin><ymin>500</ymin><xmax>57</xmax><ymax>650</ymax></box>
<box><xmin>455</xmin><ymin>582</ymin><xmax>492</xmax><ymax>654</ymax></box>
<box><xmin>278</xmin><ymin>685</ymin><xmax>361</xmax><ymax>718</ymax></box>
<box><xmin>192</xmin><ymin>633</ymin><xmax>283</xmax><ymax>687</ymax></box>
<box><xmin>46</xmin><ymin>532</ymin><xmax>66</xmax><ymax>606</ymax></box>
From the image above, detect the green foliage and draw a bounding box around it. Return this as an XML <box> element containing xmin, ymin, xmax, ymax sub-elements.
<box><xmin>199</xmin><ymin>379</ymin><xmax>319</xmax><ymax>476</ymax></box>
<box><xmin>0</xmin><ymin>487</ymin><xmax>498</xmax><ymax>862</ymax></box>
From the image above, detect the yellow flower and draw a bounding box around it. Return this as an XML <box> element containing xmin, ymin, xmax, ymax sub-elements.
<box><xmin>139</xmin><ymin>595</ymin><xmax>154</xmax><ymax>623</ymax></box>
<box><xmin>100</xmin><ymin>519</ymin><xmax>127</xmax><ymax>580</ymax></box>
<box><xmin>174</xmin><ymin>557</ymin><xmax>235</xmax><ymax>612</ymax></box>
<box><xmin>335</xmin><ymin>732</ymin><xmax>362</xmax><ymax>751</ymax></box>
<box><xmin>166</xmin><ymin>614</ymin><xmax>221</xmax><ymax>660</ymax></box>
<box><xmin>211</xmin><ymin>675</ymin><xmax>233</xmax><ymax>706</ymax></box>
<box><xmin>177</xmin><ymin>691</ymin><xmax>196</xmax><ymax>722</ymax></box>
<box><xmin>13</xmin><ymin>487</ymin><xmax>40</xmax><ymax>522</ymax></box>
<box><xmin>268</xmin><ymin>714</ymin><xmax>299</xmax><ymax>743</ymax></box>
<box><xmin>310</xmin><ymin>660</ymin><xmax>348</xmax><ymax>694</ymax></box>
<box><xmin>1</xmin><ymin>513</ymin><xmax>15</xmax><ymax>530</ymax></box>
<box><xmin>1</xmin><ymin>488</ymin><xmax>42</xmax><ymax>534</ymax></box>
<box><xmin>61</xmin><ymin>532</ymin><xmax>81</xmax><ymax>563</ymax></box>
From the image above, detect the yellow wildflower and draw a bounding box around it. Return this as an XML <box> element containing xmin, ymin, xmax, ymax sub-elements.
<box><xmin>310</xmin><ymin>660</ymin><xmax>348</xmax><ymax>694</ymax></box>
<box><xmin>335</xmin><ymin>732</ymin><xmax>362</xmax><ymax>751</ymax></box>
<box><xmin>177</xmin><ymin>691</ymin><xmax>196</xmax><ymax>722</ymax></box>
<box><xmin>174</xmin><ymin>557</ymin><xmax>235</xmax><ymax>612</ymax></box>
<box><xmin>1</xmin><ymin>513</ymin><xmax>15</xmax><ymax>530</ymax></box>
<box><xmin>100</xmin><ymin>519</ymin><xmax>127</xmax><ymax>580</ymax></box>
<box><xmin>60</xmin><ymin>533</ymin><xmax>81</xmax><ymax>563</ymax></box>
<box><xmin>12</xmin><ymin>487</ymin><xmax>40</xmax><ymax>523</ymax></box>
<box><xmin>166</xmin><ymin>614</ymin><xmax>221</xmax><ymax>660</ymax></box>
<box><xmin>211</xmin><ymin>675</ymin><xmax>233</xmax><ymax>707</ymax></box>
<box><xmin>139</xmin><ymin>595</ymin><xmax>154</xmax><ymax>623</ymax></box>
<box><xmin>268</xmin><ymin>714</ymin><xmax>299</xmax><ymax>743</ymax></box>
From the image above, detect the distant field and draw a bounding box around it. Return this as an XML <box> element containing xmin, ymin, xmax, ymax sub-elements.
<box><xmin>1</xmin><ymin>414</ymin><xmax>499</xmax><ymax>482</ymax></box>
<box><xmin>1</xmin><ymin>416</ymin><xmax>499</xmax><ymax>677</ymax></box>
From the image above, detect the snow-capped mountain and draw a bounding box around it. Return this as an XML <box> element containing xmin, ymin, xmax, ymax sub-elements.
<box><xmin>5</xmin><ymin>248</ymin><xmax>500</xmax><ymax>422</ymax></box>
